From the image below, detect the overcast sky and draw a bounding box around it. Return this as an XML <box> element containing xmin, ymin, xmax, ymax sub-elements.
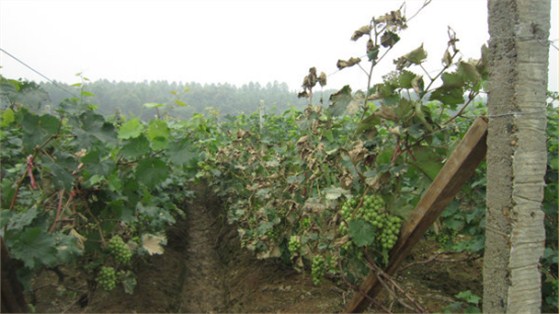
<box><xmin>0</xmin><ymin>0</ymin><xmax>558</xmax><ymax>92</ymax></box>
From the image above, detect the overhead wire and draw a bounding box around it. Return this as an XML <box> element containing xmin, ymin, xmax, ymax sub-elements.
<box><xmin>0</xmin><ymin>47</ymin><xmax>78</xmax><ymax>97</ymax></box>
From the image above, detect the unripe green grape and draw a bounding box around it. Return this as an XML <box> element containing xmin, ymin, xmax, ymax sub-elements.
<box><xmin>288</xmin><ymin>235</ymin><xmax>301</xmax><ymax>255</ymax></box>
<box><xmin>311</xmin><ymin>255</ymin><xmax>325</xmax><ymax>285</ymax></box>
<box><xmin>97</xmin><ymin>266</ymin><xmax>117</xmax><ymax>291</ymax></box>
<box><xmin>108</xmin><ymin>235</ymin><xmax>132</xmax><ymax>264</ymax></box>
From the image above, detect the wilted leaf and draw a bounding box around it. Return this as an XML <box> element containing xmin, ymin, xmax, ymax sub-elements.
<box><xmin>375</xmin><ymin>105</ymin><xmax>398</xmax><ymax>121</ymax></box>
<box><xmin>304</xmin><ymin>197</ymin><xmax>327</xmax><ymax>213</ymax></box>
<box><xmin>351</xmin><ymin>25</ymin><xmax>372</xmax><ymax>41</ymax></box>
<box><xmin>256</xmin><ymin>245</ymin><xmax>282</xmax><ymax>259</ymax></box>
<box><xmin>69</xmin><ymin>228</ymin><xmax>87</xmax><ymax>251</ymax></box>
<box><xmin>142</xmin><ymin>234</ymin><xmax>166</xmax><ymax>255</ymax></box>
<box><xmin>328</xmin><ymin>85</ymin><xmax>353</xmax><ymax>116</ymax></box>
<box><xmin>318</xmin><ymin>72</ymin><xmax>327</xmax><ymax>87</ymax></box>
<box><xmin>336</xmin><ymin>57</ymin><xmax>361</xmax><ymax>70</ymax></box>
<box><xmin>120</xmin><ymin>271</ymin><xmax>137</xmax><ymax>294</ymax></box>
<box><xmin>324</xmin><ymin>187</ymin><xmax>350</xmax><ymax>200</ymax></box>
<box><xmin>381</xmin><ymin>31</ymin><xmax>400</xmax><ymax>48</ymax></box>
<box><xmin>394</xmin><ymin>44</ymin><xmax>427</xmax><ymax>70</ymax></box>
<box><xmin>442</xmin><ymin>50</ymin><xmax>453</xmax><ymax>67</ymax></box>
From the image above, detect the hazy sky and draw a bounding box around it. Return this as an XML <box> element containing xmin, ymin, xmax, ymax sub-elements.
<box><xmin>0</xmin><ymin>0</ymin><xmax>558</xmax><ymax>91</ymax></box>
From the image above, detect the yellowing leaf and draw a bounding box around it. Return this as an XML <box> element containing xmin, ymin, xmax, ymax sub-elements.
<box><xmin>142</xmin><ymin>234</ymin><xmax>166</xmax><ymax>255</ymax></box>
<box><xmin>351</xmin><ymin>25</ymin><xmax>372</xmax><ymax>41</ymax></box>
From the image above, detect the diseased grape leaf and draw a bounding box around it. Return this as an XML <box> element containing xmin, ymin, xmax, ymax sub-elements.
<box><xmin>328</xmin><ymin>85</ymin><xmax>353</xmax><ymax>116</ymax></box>
<box><xmin>351</xmin><ymin>25</ymin><xmax>372</xmax><ymax>41</ymax></box>
<box><xmin>394</xmin><ymin>44</ymin><xmax>427</xmax><ymax>70</ymax></box>
<box><xmin>142</xmin><ymin>234</ymin><xmax>166</xmax><ymax>255</ymax></box>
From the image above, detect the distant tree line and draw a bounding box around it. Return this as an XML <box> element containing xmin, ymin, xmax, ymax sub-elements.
<box><xmin>34</xmin><ymin>79</ymin><xmax>334</xmax><ymax>119</ymax></box>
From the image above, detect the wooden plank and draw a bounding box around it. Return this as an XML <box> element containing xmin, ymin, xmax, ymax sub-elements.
<box><xmin>344</xmin><ymin>117</ymin><xmax>488</xmax><ymax>313</ymax></box>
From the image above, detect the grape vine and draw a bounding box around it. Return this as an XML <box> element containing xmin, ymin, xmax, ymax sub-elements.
<box><xmin>0</xmin><ymin>3</ymin><xmax>556</xmax><ymax>312</ymax></box>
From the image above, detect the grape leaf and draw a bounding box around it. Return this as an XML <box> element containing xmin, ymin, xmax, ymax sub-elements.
<box><xmin>348</xmin><ymin>219</ymin><xmax>375</xmax><ymax>247</ymax></box>
<box><xmin>8</xmin><ymin>227</ymin><xmax>57</xmax><ymax>268</ymax></box>
<box><xmin>7</xmin><ymin>207</ymin><xmax>40</xmax><ymax>231</ymax></box>
<box><xmin>118</xmin><ymin>118</ymin><xmax>143</xmax><ymax>139</ymax></box>
<box><xmin>1</xmin><ymin>108</ymin><xmax>15</xmax><ymax>127</ymax></box>
<box><xmin>79</xmin><ymin>111</ymin><xmax>117</xmax><ymax>145</ymax></box>
<box><xmin>167</xmin><ymin>139</ymin><xmax>197</xmax><ymax>165</ymax></box>
<box><xmin>143</xmin><ymin>102</ymin><xmax>164</xmax><ymax>108</ymax></box>
<box><xmin>146</xmin><ymin>120</ymin><xmax>170</xmax><ymax>150</ymax></box>
<box><xmin>43</xmin><ymin>160</ymin><xmax>74</xmax><ymax>190</ymax></box>
<box><xmin>135</xmin><ymin>157</ymin><xmax>169</xmax><ymax>189</ymax></box>
<box><xmin>120</xmin><ymin>135</ymin><xmax>150</xmax><ymax>159</ymax></box>
<box><xmin>455</xmin><ymin>290</ymin><xmax>481</xmax><ymax>305</ymax></box>
<box><xmin>408</xmin><ymin>146</ymin><xmax>444</xmax><ymax>180</ymax></box>
<box><xmin>21</xmin><ymin>110</ymin><xmax>61</xmax><ymax>153</ymax></box>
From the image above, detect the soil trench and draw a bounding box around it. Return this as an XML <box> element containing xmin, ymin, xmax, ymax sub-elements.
<box><xmin>175</xmin><ymin>186</ymin><xmax>227</xmax><ymax>312</ymax></box>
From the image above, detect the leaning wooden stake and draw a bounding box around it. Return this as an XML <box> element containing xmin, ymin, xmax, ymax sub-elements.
<box><xmin>344</xmin><ymin>117</ymin><xmax>488</xmax><ymax>313</ymax></box>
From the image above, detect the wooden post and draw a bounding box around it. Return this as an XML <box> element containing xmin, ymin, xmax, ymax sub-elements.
<box><xmin>344</xmin><ymin>117</ymin><xmax>488</xmax><ymax>313</ymax></box>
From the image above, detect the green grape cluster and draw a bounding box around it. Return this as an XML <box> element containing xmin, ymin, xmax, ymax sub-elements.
<box><xmin>361</xmin><ymin>195</ymin><xmax>385</xmax><ymax>225</ymax></box>
<box><xmin>311</xmin><ymin>255</ymin><xmax>325</xmax><ymax>285</ymax></box>
<box><xmin>340</xmin><ymin>198</ymin><xmax>358</xmax><ymax>221</ymax></box>
<box><xmin>380</xmin><ymin>215</ymin><xmax>401</xmax><ymax>250</ymax></box>
<box><xmin>288</xmin><ymin>235</ymin><xmax>301</xmax><ymax>255</ymax></box>
<box><xmin>339</xmin><ymin>195</ymin><xmax>402</xmax><ymax>251</ymax></box>
<box><xmin>108</xmin><ymin>235</ymin><xmax>132</xmax><ymax>264</ymax></box>
<box><xmin>96</xmin><ymin>266</ymin><xmax>117</xmax><ymax>291</ymax></box>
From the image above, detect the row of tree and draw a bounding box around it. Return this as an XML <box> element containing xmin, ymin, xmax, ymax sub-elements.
<box><xmin>18</xmin><ymin>79</ymin><xmax>336</xmax><ymax>119</ymax></box>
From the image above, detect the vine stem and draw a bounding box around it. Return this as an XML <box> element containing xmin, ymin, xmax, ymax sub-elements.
<box><xmin>8</xmin><ymin>127</ymin><xmax>60</xmax><ymax>210</ymax></box>
<box><xmin>49</xmin><ymin>190</ymin><xmax>66</xmax><ymax>233</ymax></box>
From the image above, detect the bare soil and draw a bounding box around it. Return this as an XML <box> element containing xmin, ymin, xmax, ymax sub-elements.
<box><xmin>29</xmin><ymin>185</ymin><xmax>482</xmax><ymax>313</ymax></box>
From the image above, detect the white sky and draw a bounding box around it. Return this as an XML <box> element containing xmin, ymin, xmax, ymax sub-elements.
<box><xmin>0</xmin><ymin>0</ymin><xmax>558</xmax><ymax>91</ymax></box>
